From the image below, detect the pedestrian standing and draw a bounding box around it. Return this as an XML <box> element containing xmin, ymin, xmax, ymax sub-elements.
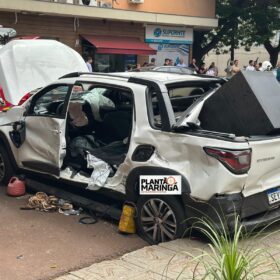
<box><xmin>199</xmin><ymin>63</ymin><xmax>207</xmax><ymax>74</ymax></box>
<box><xmin>126</xmin><ymin>64</ymin><xmax>132</xmax><ymax>72</ymax></box>
<box><xmin>135</xmin><ymin>63</ymin><xmax>141</xmax><ymax>71</ymax></box>
<box><xmin>255</xmin><ymin>62</ymin><xmax>262</xmax><ymax>71</ymax></box>
<box><xmin>189</xmin><ymin>58</ymin><xmax>199</xmax><ymax>72</ymax></box>
<box><xmin>149</xmin><ymin>57</ymin><xmax>156</xmax><ymax>66</ymax></box>
<box><xmin>232</xmin><ymin>59</ymin><xmax>240</xmax><ymax>74</ymax></box>
<box><xmin>86</xmin><ymin>56</ymin><xmax>93</xmax><ymax>72</ymax></box>
<box><xmin>224</xmin><ymin>60</ymin><xmax>234</xmax><ymax>77</ymax></box>
<box><xmin>164</xmin><ymin>58</ymin><xmax>170</xmax><ymax>66</ymax></box>
<box><xmin>206</xmin><ymin>62</ymin><xmax>218</xmax><ymax>76</ymax></box>
<box><xmin>177</xmin><ymin>58</ymin><xmax>186</xmax><ymax>67</ymax></box>
<box><xmin>246</xmin><ymin>60</ymin><xmax>255</xmax><ymax>71</ymax></box>
<box><xmin>169</xmin><ymin>59</ymin><xmax>174</xmax><ymax>66</ymax></box>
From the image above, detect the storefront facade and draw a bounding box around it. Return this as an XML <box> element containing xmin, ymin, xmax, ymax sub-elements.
<box><xmin>145</xmin><ymin>25</ymin><xmax>193</xmax><ymax>66</ymax></box>
<box><xmin>0</xmin><ymin>0</ymin><xmax>218</xmax><ymax>71</ymax></box>
<box><xmin>81</xmin><ymin>34</ymin><xmax>156</xmax><ymax>72</ymax></box>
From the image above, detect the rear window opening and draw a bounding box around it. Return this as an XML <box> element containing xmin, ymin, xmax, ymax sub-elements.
<box><xmin>150</xmin><ymin>82</ymin><xmax>220</xmax><ymax>129</ymax></box>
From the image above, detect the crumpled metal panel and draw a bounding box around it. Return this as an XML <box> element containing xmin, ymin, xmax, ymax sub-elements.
<box><xmin>60</xmin><ymin>82</ymin><xmax>249</xmax><ymax>200</ymax></box>
<box><xmin>17</xmin><ymin>116</ymin><xmax>66</xmax><ymax>171</ymax></box>
<box><xmin>0</xmin><ymin>106</ymin><xmax>24</xmax><ymax>126</ymax></box>
<box><xmin>116</xmin><ymin>84</ymin><xmax>249</xmax><ymax>201</ymax></box>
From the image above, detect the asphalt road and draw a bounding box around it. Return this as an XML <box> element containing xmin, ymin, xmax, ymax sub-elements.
<box><xmin>0</xmin><ymin>187</ymin><xmax>147</xmax><ymax>280</ymax></box>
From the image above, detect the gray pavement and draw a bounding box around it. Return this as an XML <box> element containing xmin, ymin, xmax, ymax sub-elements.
<box><xmin>0</xmin><ymin>187</ymin><xmax>146</xmax><ymax>280</ymax></box>
<box><xmin>2</xmin><ymin>186</ymin><xmax>280</xmax><ymax>280</ymax></box>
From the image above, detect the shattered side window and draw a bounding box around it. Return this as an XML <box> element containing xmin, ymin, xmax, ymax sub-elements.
<box><xmin>146</xmin><ymin>89</ymin><xmax>162</xmax><ymax>129</ymax></box>
<box><xmin>168</xmin><ymin>86</ymin><xmax>206</xmax><ymax>118</ymax></box>
<box><xmin>169</xmin><ymin>87</ymin><xmax>204</xmax><ymax>98</ymax></box>
<box><xmin>32</xmin><ymin>85</ymin><xmax>69</xmax><ymax>117</ymax></box>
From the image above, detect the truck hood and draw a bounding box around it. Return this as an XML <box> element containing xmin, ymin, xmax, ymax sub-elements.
<box><xmin>0</xmin><ymin>39</ymin><xmax>88</xmax><ymax>105</ymax></box>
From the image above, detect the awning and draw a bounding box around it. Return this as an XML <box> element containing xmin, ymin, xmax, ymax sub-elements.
<box><xmin>81</xmin><ymin>35</ymin><xmax>156</xmax><ymax>55</ymax></box>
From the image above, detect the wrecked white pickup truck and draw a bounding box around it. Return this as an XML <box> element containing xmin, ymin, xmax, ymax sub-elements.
<box><xmin>0</xmin><ymin>70</ymin><xmax>279</xmax><ymax>244</ymax></box>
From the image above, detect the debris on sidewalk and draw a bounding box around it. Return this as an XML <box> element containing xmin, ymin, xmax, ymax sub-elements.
<box><xmin>20</xmin><ymin>192</ymin><xmax>79</xmax><ymax>214</ymax></box>
<box><xmin>60</xmin><ymin>208</ymin><xmax>83</xmax><ymax>216</ymax></box>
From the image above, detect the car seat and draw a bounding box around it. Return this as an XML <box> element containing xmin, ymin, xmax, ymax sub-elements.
<box><xmin>96</xmin><ymin>110</ymin><xmax>132</xmax><ymax>144</ymax></box>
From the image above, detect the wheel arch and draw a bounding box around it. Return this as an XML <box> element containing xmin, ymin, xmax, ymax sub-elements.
<box><xmin>0</xmin><ymin>131</ymin><xmax>18</xmax><ymax>170</ymax></box>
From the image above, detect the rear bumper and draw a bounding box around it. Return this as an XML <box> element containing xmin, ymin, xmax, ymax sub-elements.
<box><xmin>183</xmin><ymin>189</ymin><xmax>280</xmax><ymax>232</ymax></box>
<box><xmin>238</xmin><ymin>207</ymin><xmax>280</xmax><ymax>232</ymax></box>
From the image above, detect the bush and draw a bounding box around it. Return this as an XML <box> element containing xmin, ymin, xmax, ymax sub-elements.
<box><xmin>180</xmin><ymin>215</ymin><xmax>280</xmax><ymax>280</ymax></box>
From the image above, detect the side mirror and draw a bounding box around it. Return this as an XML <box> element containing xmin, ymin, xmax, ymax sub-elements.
<box><xmin>0</xmin><ymin>28</ymin><xmax>17</xmax><ymax>45</ymax></box>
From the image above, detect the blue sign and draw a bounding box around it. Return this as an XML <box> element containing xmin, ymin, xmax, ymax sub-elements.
<box><xmin>154</xmin><ymin>28</ymin><xmax>162</xmax><ymax>38</ymax></box>
<box><xmin>145</xmin><ymin>39</ymin><xmax>193</xmax><ymax>44</ymax></box>
<box><xmin>145</xmin><ymin>25</ymin><xmax>193</xmax><ymax>45</ymax></box>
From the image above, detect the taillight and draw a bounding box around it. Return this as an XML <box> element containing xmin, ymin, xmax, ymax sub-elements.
<box><xmin>18</xmin><ymin>93</ymin><xmax>31</xmax><ymax>106</ymax></box>
<box><xmin>204</xmin><ymin>147</ymin><xmax>251</xmax><ymax>174</ymax></box>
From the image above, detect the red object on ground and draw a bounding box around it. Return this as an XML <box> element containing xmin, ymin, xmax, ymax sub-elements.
<box><xmin>7</xmin><ymin>177</ymin><xmax>26</xmax><ymax>197</ymax></box>
<box><xmin>81</xmin><ymin>35</ymin><xmax>157</xmax><ymax>55</ymax></box>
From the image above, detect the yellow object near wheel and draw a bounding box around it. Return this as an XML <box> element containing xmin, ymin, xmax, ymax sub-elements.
<box><xmin>118</xmin><ymin>204</ymin><xmax>136</xmax><ymax>234</ymax></box>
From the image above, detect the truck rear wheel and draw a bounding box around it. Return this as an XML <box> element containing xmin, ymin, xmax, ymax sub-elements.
<box><xmin>136</xmin><ymin>196</ymin><xmax>187</xmax><ymax>244</ymax></box>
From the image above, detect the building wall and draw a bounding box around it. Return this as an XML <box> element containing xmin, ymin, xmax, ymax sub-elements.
<box><xmin>113</xmin><ymin>0</ymin><xmax>216</xmax><ymax>18</ymax></box>
<box><xmin>0</xmin><ymin>11</ymin><xmax>145</xmax><ymax>52</ymax></box>
<box><xmin>0</xmin><ymin>0</ymin><xmax>218</xmax><ymax>29</ymax></box>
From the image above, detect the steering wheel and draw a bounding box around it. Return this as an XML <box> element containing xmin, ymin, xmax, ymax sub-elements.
<box><xmin>56</xmin><ymin>102</ymin><xmax>64</xmax><ymax>115</ymax></box>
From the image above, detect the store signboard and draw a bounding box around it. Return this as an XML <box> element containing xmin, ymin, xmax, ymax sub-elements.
<box><xmin>148</xmin><ymin>43</ymin><xmax>190</xmax><ymax>66</ymax></box>
<box><xmin>145</xmin><ymin>25</ymin><xmax>193</xmax><ymax>44</ymax></box>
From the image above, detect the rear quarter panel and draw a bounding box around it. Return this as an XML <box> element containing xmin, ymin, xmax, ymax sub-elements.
<box><xmin>127</xmin><ymin>85</ymin><xmax>249</xmax><ymax>201</ymax></box>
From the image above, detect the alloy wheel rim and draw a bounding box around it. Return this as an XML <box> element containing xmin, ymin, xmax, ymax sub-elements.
<box><xmin>140</xmin><ymin>198</ymin><xmax>177</xmax><ymax>243</ymax></box>
<box><xmin>0</xmin><ymin>153</ymin><xmax>5</xmax><ymax>180</ymax></box>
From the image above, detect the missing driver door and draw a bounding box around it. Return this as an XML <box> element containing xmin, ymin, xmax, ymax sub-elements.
<box><xmin>17</xmin><ymin>84</ymin><xmax>71</xmax><ymax>176</ymax></box>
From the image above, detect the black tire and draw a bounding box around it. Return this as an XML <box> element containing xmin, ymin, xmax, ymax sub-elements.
<box><xmin>0</xmin><ymin>144</ymin><xmax>14</xmax><ymax>185</ymax></box>
<box><xmin>136</xmin><ymin>195</ymin><xmax>187</xmax><ymax>244</ymax></box>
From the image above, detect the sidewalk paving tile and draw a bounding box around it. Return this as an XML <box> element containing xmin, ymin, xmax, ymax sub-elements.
<box><xmin>55</xmin><ymin>237</ymin><xmax>280</xmax><ymax>280</ymax></box>
<box><xmin>120</xmin><ymin>244</ymin><xmax>199</xmax><ymax>279</ymax></box>
<box><xmin>158</xmin><ymin>238</ymin><xmax>209</xmax><ymax>254</ymax></box>
<box><xmin>55</xmin><ymin>275</ymin><xmax>84</xmax><ymax>280</ymax></box>
<box><xmin>70</xmin><ymin>259</ymin><xmax>145</xmax><ymax>279</ymax></box>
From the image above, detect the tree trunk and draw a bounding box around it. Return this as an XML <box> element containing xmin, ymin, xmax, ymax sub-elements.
<box><xmin>270</xmin><ymin>50</ymin><xmax>279</xmax><ymax>68</ymax></box>
<box><xmin>230</xmin><ymin>34</ymin><xmax>235</xmax><ymax>61</ymax></box>
<box><xmin>264</xmin><ymin>39</ymin><xmax>280</xmax><ymax>67</ymax></box>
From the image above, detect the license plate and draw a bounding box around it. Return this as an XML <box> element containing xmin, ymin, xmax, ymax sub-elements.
<box><xmin>267</xmin><ymin>188</ymin><xmax>280</xmax><ymax>205</ymax></box>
